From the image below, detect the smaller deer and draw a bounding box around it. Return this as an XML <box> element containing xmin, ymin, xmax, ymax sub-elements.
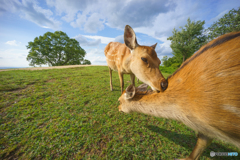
<box><xmin>118</xmin><ymin>32</ymin><xmax>240</xmax><ymax>160</ymax></box>
<box><xmin>105</xmin><ymin>25</ymin><xmax>167</xmax><ymax>93</ymax></box>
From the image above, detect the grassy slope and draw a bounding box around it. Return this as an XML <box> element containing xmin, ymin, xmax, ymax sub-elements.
<box><xmin>0</xmin><ymin>66</ymin><xmax>239</xmax><ymax>160</ymax></box>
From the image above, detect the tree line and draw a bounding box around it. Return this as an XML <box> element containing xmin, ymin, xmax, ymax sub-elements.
<box><xmin>162</xmin><ymin>7</ymin><xmax>240</xmax><ymax>68</ymax></box>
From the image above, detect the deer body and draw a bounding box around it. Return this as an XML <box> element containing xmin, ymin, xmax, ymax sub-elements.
<box><xmin>118</xmin><ymin>32</ymin><xmax>240</xmax><ymax>160</ymax></box>
<box><xmin>105</xmin><ymin>42</ymin><xmax>134</xmax><ymax>92</ymax></box>
<box><xmin>105</xmin><ymin>42</ymin><xmax>131</xmax><ymax>73</ymax></box>
<box><xmin>105</xmin><ymin>25</ymin><xmax>167</xmax><ymax>93</ymax></box>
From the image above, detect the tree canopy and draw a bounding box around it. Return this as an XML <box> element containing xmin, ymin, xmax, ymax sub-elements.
<box><xmin>167</xmin><ymin>18</ymin><xmax>206</xmax><ymax>63</ymax></box>
<box><xmin>162</xmin><ymin>8</ymin><xmax>239</xmax><ymax>68</ymax></box>
<box><xmin>26</xmin><ymin>31</ymin><xmax>91</xmax><ymax>66</ymax></box>
<box><xmin>206</xmin><ymin>7</ymin><xmax>240</xmax><ymax>41</ymax></box>
<box><xmin>161</xmin><ymin>56</ymin><xmax>181</xmax><ymax>68</ymax></box>
<box><xmin>82</xmin><ymin>59</ymin><xmax>91</xmax><ymax>65</ymax></box>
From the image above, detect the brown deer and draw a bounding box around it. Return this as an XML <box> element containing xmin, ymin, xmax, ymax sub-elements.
<box><xmin>118</xmin><ymin>32</ymin><xmax>240</xmax><ymax>160</ymax></box>
<box><xmin>104</xmin><ymin>25</ymin><xmax>168</xmax><ymax>93</ymax></box>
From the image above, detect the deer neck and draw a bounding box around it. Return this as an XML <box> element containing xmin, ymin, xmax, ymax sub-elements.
<box><xmin>127</xmin><ymin>89</ymin><xmax>186</xmax><ymax>121</ymax></box>
<box><xmin>123</xmin><ymin>54</ymin><xmax>133</xmax><ymax>73</ymax></box>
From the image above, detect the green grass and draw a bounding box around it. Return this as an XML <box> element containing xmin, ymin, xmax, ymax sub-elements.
<box><xmin>0</xmin><ymin>66</ymin><xmax>239</xmax><ymax>160</ymax></box>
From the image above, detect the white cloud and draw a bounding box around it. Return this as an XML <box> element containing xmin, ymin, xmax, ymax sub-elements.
<box><xmin>86</xmin><ymin>48</ymin><xmax>104</xmax><ymax>56</ymax></box>
<box><xmin>84</xmin><ymin>13</ymin><xmax>105</xmax><ymax>33</ymax></box>
<box><xmin>84</xmin><ymin>48</ymin><xmax>107</xmax><ymax>65</ymax></box>
<box><xmin>46</xmin><ymin>0</ymin><xmax>177</xmax><ymax>33</ymax></box>
<box><xmin>155</xmin><ymin>42</ymin><xmax>173</xmax><ymax>58</ymax></box>
<box><xmin>70</xmin><ymin>13</ymin><xmax>86</xmax><ymax>29</ymax></box>
<box><xmin>114</xmin><ymin>35</ymin><xmax>124</xmax><ymax>43</ymax></box>
<box><xmin>0</xmin><ymin>48</ymin><xmax>30</xmax><ymax>67</ymax></box>
<box><xmin>75</xmin><ymin>34</ymin><xmax>122</xmax><ymax>47</ymax></box>
<box><xmin>46</xmin><ymin>0</ymin><xmax>95</xmax><ymax>22</ymax></box>
<box><xmin>104</xmin><ymin>0</ymin><xmax>177</xmax><ymax>29</ymax></box>
<box><xmin>0</xmin><ymin>0</ymin><xmax>61</xmax><ymax>30</ymax></box>
<box><xmin>208</xmin><ymin>10</ymin><xmax>228</xmax><ymax>24</ymax></box>
<box><xmin>73</xmin><ymin>35</ymin><xmax>101</xmax><ymax>47</ymax></box>
<box><xmin>83</xmin><ymin>35</ymin><xmax>114</xmax><ymax>44</ymax></box>
<box><xmin>5</xmin><ymin>40</ymin><xmax>21</xmax><ymax>46</ymax></box>
<box><xmin>71</xmin><ymin>13</ymin><xmax>105</xmax><ymax>33</ymax></box>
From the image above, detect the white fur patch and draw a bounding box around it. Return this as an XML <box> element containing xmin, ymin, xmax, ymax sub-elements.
<box><xmin>124</xmin><ymin>93</ymin><xmax>127</xmax><ymax>99</ymax></box>
<box><xmin>107</xmin><ymin>53</ymin><xmax>115</xmax><ymax>56</ymax></box>
<box><xmin>222</xmin><ymin>104</ymin><xmax>240</xmax><ymax>117</ymax></box>
<box><xmin>106</xmin><ymin>57</ymin><xmax>115</xmax><ymax>62</ymax></box>
<box><xmin>150</xmin><ymin>85</ymin><xmax>156</xmax><ymax>91</ymax></box>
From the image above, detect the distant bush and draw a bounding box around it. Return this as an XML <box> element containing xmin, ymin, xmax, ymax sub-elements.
<box><xmin>171</xmin><ymin>63</ymin><xmax>181</xmax><ymax>69</ymax></box>
<box><xmin>159</xmin><ymin>66</ymin><xmax>177</xmax><ymax>74</ymax></box>
<box><xmin>161</xmin><ymin>56</ymin><xmax>182</xmax><ymax>68</ymax></box>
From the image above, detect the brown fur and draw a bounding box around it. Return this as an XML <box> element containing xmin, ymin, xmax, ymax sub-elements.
<box><xmin>105</xmin><ymin>25</ymin><xmax>167</xmax><ymax>93</ymax></box>
<box><xmin>118</xmin><ymin>32</ymin><xmax>240</xmax><ymax>160</ymax></box>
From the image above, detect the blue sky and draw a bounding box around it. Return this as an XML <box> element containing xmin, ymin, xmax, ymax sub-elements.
<box><xmin>0</xmin><ymin>0</ymin><xmax>239</xmax><ymax>68</ymax></box>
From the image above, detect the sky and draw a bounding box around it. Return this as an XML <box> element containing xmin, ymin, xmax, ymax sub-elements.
<box><xmin>0</xmin><ymin>0</ymin><xmax>239</xmax><ymax>68</ymax></box>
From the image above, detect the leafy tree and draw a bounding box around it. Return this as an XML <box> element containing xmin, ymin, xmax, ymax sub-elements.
<box><xmin>162</xmin><ymin>56</ymin><xmax>181</xmax><ymax>68</ymax></box>
<box><xmin>206</xmin><ymin>7</ymin><xmax>240</xmax><ymax>41</ymax></box>
<box><xmin>26</xmin><ymin>31</ymin><xmax>91</xmax><ymax>66</ymax></box>
<box><xmin>167</xmin><ymin>18</ymin><xmax>207</xmax><ymax>63</ymax></box>
<box><xmin>82</xmin><ymin>59</ymin><xmax>91</xmax><ymax>65</ymax></box>
<box><xmin>162</xmin><ymin>56</ymin><xmax>169</xmax><ymax>67</ymax></box>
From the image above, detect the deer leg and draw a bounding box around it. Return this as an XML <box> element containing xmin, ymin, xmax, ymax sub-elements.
<box><xmin>175</xmin><ymin>133</ymin><xmax>213</xmax><ymax>160</ymax></box>
<box><xmin>109</xmin><ymin>67</ymin><xmax>113</xmax><ymax>91</ymax></box>
<box><xmin>118</xmin><ymin>72</ymin><xmax>124</xmax><ymax>93</ymax></box>
<box><xmin>130</xmin><ymin>73</ymin><xmax>135</xmax><ymax>87</ymax></box>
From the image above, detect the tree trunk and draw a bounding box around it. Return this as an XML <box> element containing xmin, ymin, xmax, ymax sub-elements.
<box><xmin>183</xmin><ymin>55</ymin><xmax>186</xmax><ymax>62</ymax></box>
<box><xmin>46</xmin><ymin>57</ymin><xmax>53</xmax><ymax>66</ymax></box>
<box><xmin>63</xmin><ymin>58</ymin><xmax>69</xmax><ymax>65</ymax></box>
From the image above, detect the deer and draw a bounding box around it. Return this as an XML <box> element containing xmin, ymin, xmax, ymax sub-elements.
<box><xmin>104</xmin><ymin>25</ymin><xmax>168</xmax><ymax>93</ymax></box>
<box><xmin>118</xmin><ymin>31</ymin><xmax>240</xmax><ymax>160</ymax></box>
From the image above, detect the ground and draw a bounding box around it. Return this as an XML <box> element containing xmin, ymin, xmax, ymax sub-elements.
<box><xmin>0</xmin><ymin>65</ymin><xmax>107</xmax><ymax>72</ymax></box>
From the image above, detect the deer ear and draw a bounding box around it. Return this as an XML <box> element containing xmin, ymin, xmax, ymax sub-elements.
<box><xmin>137</xmin><ymin>83</ymin><xmax>148</xmax><ymax>92</ymax></box>
<box><xmin>124</xmin><ymin>25</ymin><xmax>138</xmax><ymax>51</ymax></box>
<box><xmin>125</xmin><ymin>84</ymin><xmax>136</xmax><ymax>100</ymax></box>
<box><xmin>151</xmin><ymin>43</ymin><xmax>157</xmax><ymax>49</ymax></box>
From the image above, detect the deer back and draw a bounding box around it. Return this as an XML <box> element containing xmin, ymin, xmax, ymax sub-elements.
<box><xmin>105</xmin><ymin>42</ymin><xmax>132</xmax><ymax>73</ymax></box>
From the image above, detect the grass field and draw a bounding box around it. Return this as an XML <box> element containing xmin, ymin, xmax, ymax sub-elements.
<box><xmin>0</xmin><ymin>66</ymin><xmax>239</xmax><ymax>160</ymax></box>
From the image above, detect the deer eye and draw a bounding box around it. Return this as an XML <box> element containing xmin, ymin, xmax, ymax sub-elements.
<box><xmin>141</xmin><ymin>57</ymin><xmax>148</xmax><ymax>64</ymax></box>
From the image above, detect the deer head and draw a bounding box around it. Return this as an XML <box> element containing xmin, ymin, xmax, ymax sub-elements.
<box><xmin>124</xmin><ymin>25</ymin><xmax>168</xmax><ymax>92</ymax></box>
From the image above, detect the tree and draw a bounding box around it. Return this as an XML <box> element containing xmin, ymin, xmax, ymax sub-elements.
<box><xmin>161</xmin><ymin>56</ymin><xmax>181</xmax><ymax>68</ymax></box>
<box><xmin>26</xmin><ymin>31</ymin><xmax>91</xmax><ymax>66</ymax></box>
<box><xmin>82</xmin><ymin>59</ymin><xmax>91</xmax><ymax>65</ymax></box>
<box><xmin>162</xmin><ymin>56</ymin><xmax>169</xmax><ymax>67</ymax></box>
<box><xmin>167</xmin><ymin>18</ymin><xmax>207</xmax><ymax>63</ymax></box>
<box><xmin>206</xmin><ymin>7</ymin><xmax>240</xmax><ymax>41</ymax></box>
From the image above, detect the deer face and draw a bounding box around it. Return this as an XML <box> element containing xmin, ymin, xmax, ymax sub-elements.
<box><xmin>118</xmin><ymin>84</ymin><xmax>148</xmax><ymax>113</ymax></box>
<box><xmin>124</xmin><ymin>25</ymin><xmax>168</xmax><ymax>92</ymax></box>
<box><xmin>130</xmin><ymin>46</ymin><xmax>168</xmax><ymax>92</ymax></box>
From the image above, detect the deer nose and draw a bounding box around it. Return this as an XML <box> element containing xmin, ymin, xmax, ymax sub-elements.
<box><xmin>160</xmin><ymin>79</ymin><xmax>168</xmax><ymax>91</ymax></box>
